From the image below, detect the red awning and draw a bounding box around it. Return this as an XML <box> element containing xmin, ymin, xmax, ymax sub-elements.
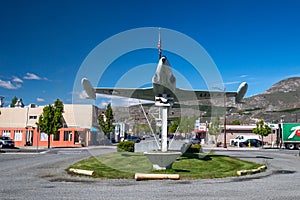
<box><xmin>194</xmin><ymin>129</ymin><xmax>206</xmax><ymax>133</ymax></box>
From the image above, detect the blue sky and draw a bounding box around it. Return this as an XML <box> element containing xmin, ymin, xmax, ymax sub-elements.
<box><xmin>1</xmin><ymin>0</ymin><xmax>300</xmax><ymax>107</ymax></box>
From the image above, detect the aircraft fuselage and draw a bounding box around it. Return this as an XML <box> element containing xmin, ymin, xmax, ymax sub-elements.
<box><xmin>152</xmin><ymin>56</ymin><xmax>176</xmax><ymax>98</ymax></box>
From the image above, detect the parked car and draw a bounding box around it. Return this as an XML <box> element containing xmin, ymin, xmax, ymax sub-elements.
<box><xmin>168</xmin><ymin>134</ymin><xmax>174</xmax><ymax>139</ymax></box>
<box><xmin>124</xmin><ymin>136</ymin><xmax>141</xmax><ymax>143</ymax></box>
<box><xmin>190</xmin><ymin>138</ymin><xmax>200</xmax><ymax>144</ymax></box>
<box><xmin>141</xmin><ymin>134</ymin><xmax>151</xmax><ymax>140</ymax></box>
<box><xmin>0</xmin><ymin>136</ymin><xmax>15</xmax><ymax>148</ymax></box>
<box><xmin>230</xmin><ymin>135</ymin><xmax>261</xmax><ymax>146</ymax></box>
<box><xmin>235</xmin><ymin>139</ymin><xmax>262</xmax><ymax>147</ymax></box>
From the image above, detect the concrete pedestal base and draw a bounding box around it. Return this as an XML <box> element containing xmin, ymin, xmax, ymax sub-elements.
<box><xmin>144</xmin><ymin>151</ymin><xmax>182</xmax><ymax>170</ymax></box>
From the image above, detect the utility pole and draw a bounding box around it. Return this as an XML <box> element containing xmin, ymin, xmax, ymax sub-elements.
<box><xmin>223</xmin><ymin>89</ymin><xmax>227</xmax><ymax>148</ymax></box>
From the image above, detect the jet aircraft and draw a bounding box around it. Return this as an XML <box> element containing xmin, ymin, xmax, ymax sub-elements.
<box><xmin>82</xmin><ymin>34</ymin><xmax>248</xmax><ymax>107</ymax></box>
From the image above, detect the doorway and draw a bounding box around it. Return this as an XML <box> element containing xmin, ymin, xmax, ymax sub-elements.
<box><xmin>26</xmin><ymin>130</ymin><xmax>33</xmax><ymax>146</ymax></box>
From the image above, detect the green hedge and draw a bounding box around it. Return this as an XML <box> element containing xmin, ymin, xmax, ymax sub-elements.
<box><xmin>117</xmin><ymin>141</ymin><xmax>135</xmax><ymax>152</ymax></box>
<box><xmin>186</xmin><ymin>144</ymin><xmax>202</xmax><ymax>153</ymax></box>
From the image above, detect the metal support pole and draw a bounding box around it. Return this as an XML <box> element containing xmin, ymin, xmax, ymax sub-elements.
<box><xmin>155</xmin><ymin>95</ymin><xmax>172</xmax><ymax>152</ymax></box>
<box><xmin>161</xmin><ymin>106</ymin><xmax>168</xmax><ymax>152</ymax></box>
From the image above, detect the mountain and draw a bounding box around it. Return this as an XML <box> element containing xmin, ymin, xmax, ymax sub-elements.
<box><xmin>227</xmin><ymin>77</ymin><xmax>300</xmax><ymax>124</ymax></box>
<box><xmin>264</xmin><ymin>77</ymin><xmax>300</xmax><ymax>94</ymax></box>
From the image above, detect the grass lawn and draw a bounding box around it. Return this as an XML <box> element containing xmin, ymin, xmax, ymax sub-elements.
<box><xmin>67</xmin><ymin>151</ymin><xmax>263</xmax><ymax>179</ymax></box>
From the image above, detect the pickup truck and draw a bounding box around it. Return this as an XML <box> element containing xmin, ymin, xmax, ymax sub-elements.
<box><xmin>230</xmin><ymin>135</ymin><xmax>261</xmax><ymax>146</ymax></box>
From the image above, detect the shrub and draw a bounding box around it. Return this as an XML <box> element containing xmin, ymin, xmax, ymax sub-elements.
<box><xmin>186</xmin><ymin>144</ymin><xmax>202</xmax><ymax>153</ymax></box>
<box><xmin>117</xmin><ymin>141</ymin><xmax>134</xmax><ymax>152</ymax></box>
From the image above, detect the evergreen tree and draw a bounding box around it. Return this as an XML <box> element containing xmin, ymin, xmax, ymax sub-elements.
<box><xmin>37</xmin><ymin>99</ymin><xmax>64</xmax><ymax>148</ymax></box>
<box><xmin>53</xmin><ymin>99</ymin><xmax>64</xmax><ymax>133</ymax></box>
<box><xmin>98</xmin><ymin>103</ymin><xmax>115</xmax><ymax>139</ymax></box>
<box><xmin>10</xmin><ymin>96</ymin><xmax>18</xmax><ymax>107</ymax></box>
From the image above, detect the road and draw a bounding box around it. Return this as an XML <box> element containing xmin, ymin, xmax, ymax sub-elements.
<box><xmin>0</xmin><ymin>147</ymin><xmax>299</xmax><ymax>200</ymax></box>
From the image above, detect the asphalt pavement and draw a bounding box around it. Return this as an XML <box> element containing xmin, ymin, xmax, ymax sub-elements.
<box><xmin>0</xmin><ymin>146</ymin><xmax>299</xmax><ymax>200</ymax></box>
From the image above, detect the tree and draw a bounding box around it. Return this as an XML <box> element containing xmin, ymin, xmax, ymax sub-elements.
<box><xmin>177</xmin><ymin>117</ymin><xmax>196</xmax><ymax>133</ymax></box>
<box><xmin>136</xmin><ymin>124</ymin><xmax>151</xmax><ymax>134</ymax></box>
<box><xmin>168</xmin><ymin>118</ymin><xmax>179</xmax><ymax>133</ymax></box>
<box><xmin>208</xmin><ymin>116</ymin><xmax>223</xmax><ymax>146</ymax></box>
<box><xmin>53</xmin><ymin>99</ymin><xmax>64</xmax><ymax>130</ymax></box>
<box><xmin>230</xmin><ymin>120</ymin><xmax>241</xmax><ymax>125</ymax></box>
<box><xmin>98</xmin><ymin>103</ymin><xmax>115</xmax><ymax>139</ymax></box>
<box><xmin>37</xmin><ymin>99</ymin><xmax>64</xmax><ymax>148</ymax></box>
<box><xmin>252</xmin><ymin>119</ymin><xmax>272</xmax><ymax>147</ymax></box>
<box><xmin>10</xmin><ymin>96</ymin><xmax>18</xmax><ymax>107</ymax></box>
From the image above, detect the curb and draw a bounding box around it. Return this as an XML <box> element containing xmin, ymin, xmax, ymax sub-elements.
<box><xmin>69</xmin><ymin>168</ymin><xmax>94</xmax><ymax>176</ymax></box>
<box><xmin>236</xmin><ymin>165</ymin><xmax>267</xmax><ymax>176</ymax></box>
<box><xmin>135</xmin><ymin>173</ymin><xmax>180</xmax><ymax>181</ymax></box>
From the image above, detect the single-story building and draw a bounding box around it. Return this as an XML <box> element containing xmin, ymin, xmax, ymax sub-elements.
<box><xmin>0</xmin><ymin>103</ymin><xmax>104</xmax><ymax>147</ymax></box>
<box><xmin>218</xmin><ymin>124</ymin><xmax>279</xmax><ymax>146</ymax></box>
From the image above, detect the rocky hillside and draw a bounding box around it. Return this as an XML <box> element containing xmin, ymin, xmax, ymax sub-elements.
<box><xmin>228</xmin><ymin>77</ymin><xmax>300</xmax><ymax>123</ymax></box>
<box><xmin>264</xmin><ymin>77</ymin><xmax>300</xmax><ymax>94</ymax></box>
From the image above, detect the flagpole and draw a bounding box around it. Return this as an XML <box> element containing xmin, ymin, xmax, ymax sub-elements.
<box><xmin>158</xmin><ymin>28</ymin><xmax>162</xmax><ymax>60</ymax></box>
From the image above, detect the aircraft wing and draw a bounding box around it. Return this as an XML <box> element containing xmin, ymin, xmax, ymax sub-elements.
<box><xmin>93</xmin><ymin>87</ymin><xmax>236</xmax><ymax>103</ymax></box>
<box><xmin>82</xmin><ymin>78</ymin><xmax>155</xmax><ymax>101</ymax></box>
<box><xmin>82</xmin><ymin>78</ymin><xmax>248</xmax><ymax>103</ymax></box>
<box><xmin>175</xmin><ymin>82</ymin><xmax>248</xmax><ymax>103</ymax></box>
<box><xmin>175</xmin><ymin>88</ymin><xmax>237</xmax><ymax>101</ymax></box>
<box><xmin>93</xmin><ymin>87</ymin><xmax>240</xmax><ymax>103</ymax></box>
<box><xmin>95</xmin><ymin>88</ymin><xmax>155</xmax><ymax>101</ymax></box>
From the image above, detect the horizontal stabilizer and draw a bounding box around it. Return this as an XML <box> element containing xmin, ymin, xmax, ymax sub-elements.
<box><xmin>81</xmin><ymin>78</ymin><xmax>96</xmax><ymax>100</ymax></box>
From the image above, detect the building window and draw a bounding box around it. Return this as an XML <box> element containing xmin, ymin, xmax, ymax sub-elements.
<box><xmin>64</xmin><ymin>131</ymin><xmax>72</xmax><ymax>141</ymax></box>
<box><xmin>40</xmin><ymin>132</ymin><xmax>48</xmax><ymax>141</ymax></box>
<box><xmin>53</xmin><ymin>133</ymin><xmax>60</xmax><ymax>141</ymax></box>
<box><xmin>2</xmin><ymin>130</ymin><xmax>11</xmax><ymax>137</ymax></box>
<box><xmin>74</xmin><ymin>131</ymin><xmax>79</xmax><ymax>143</ymax></box>
<box><xmin>29</xmin><ymin>116</ymin><xmax>37</xmax><ymax>119</ymax></box>
<box><xmin>14</xmin><ymin>130</ymin><xmax>22</xmax><ymax>141</ymax></box>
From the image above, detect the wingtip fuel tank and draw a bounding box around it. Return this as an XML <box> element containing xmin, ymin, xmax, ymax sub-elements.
<box><xmin>235</xmin><ymin>82</ymin><xmax>248</xmax><ymax>103</ymax></box>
